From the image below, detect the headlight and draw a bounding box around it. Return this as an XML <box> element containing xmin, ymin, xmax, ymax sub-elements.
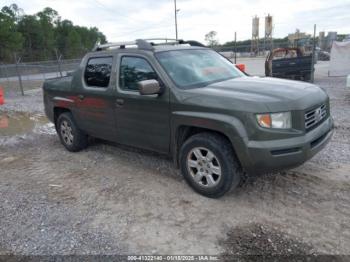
<box><xmin>256</xmin><ymin>112</ymin><xmax>292</xmax><ymax>129</ymax></box>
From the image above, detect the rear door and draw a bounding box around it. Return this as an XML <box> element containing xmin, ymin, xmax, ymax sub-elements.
<box><xmin>74</xmin><ymin>56</ymin><xmax>117</xmax><ymax>141</ymax></box>
<box><xmin>114</xmin><ymin>54</ymin><xmax>170</xmax><ymax>153</ymax></box>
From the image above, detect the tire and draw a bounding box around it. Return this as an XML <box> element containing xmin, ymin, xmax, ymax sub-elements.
<box><xmin>56</xmin><ymin>112</ymin><xmax>88</xmax><ymax>152</ymax></box>
<box><xmin>179</xmin><ymin>132</ymin><xmax>242</xmax><ymax>198</ymax></box>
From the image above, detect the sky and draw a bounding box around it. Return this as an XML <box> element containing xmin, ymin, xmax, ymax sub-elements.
<box><xmin>2</xmin><ymin>0</ymin><xmax>350</xmax><ymax>43</ymax></box>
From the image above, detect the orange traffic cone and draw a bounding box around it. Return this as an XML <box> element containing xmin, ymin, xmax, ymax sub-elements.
<box><xmin>236</xmin><ymin>64</ymin><xmax>246</xmax><ymax>72</ymax></box>
<box><xmin>0</xmin><ymin>87</ymin><xmax>4</xmax><ymax>105</ymax></box>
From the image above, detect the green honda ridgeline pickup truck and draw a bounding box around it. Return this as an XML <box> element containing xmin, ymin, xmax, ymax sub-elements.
<box><xmin>43</xmin><ymin>39</ymin><xmax>333</xmax><ymax>198</ymax></box>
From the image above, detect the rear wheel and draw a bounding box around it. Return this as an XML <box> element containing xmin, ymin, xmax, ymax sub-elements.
<box><xmin>179</xmin><ymin>132</ymin><xmax>242</xmax><ymax>198</ymax></box>
<box><xmin>56</xmin><ymin>112</ymin><xmax>88</xmax><ymax>152</ymax></box>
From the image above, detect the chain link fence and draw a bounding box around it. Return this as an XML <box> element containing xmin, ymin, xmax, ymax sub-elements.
<box><xmin>0</xmin><ymin>58</ymin><xmax>81</xmax><ymax>95</ymax></box>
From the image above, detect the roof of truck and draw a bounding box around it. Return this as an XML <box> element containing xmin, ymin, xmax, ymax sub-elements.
<box><xmin>154</xmin><ymin>45</ymin><xmax>207</xmax><ymax>52</ymax></box>
<box><xmin>91</xmin><ymin>39</ymin><xmax>207</xmax><ymax>54</ymax></box>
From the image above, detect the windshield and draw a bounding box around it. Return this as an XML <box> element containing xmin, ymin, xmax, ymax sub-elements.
<box><xmin>155</xmin><ymin>49</ymin><xmax>244</xmax><ymax>88</ymax></box>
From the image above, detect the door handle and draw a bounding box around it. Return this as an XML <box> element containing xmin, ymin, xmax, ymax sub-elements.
<box><xmin>116</xmin><ymin>98</ymin><xmax>124</xmax><ymax>107</ymax></box>
<box><xmin>78</xmin><ymin>94</ymin><xmax>85</xmax><ymax>101</ymax></box>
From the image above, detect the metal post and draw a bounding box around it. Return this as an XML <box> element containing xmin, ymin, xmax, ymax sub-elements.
<box><xmin>234</xmin><ymin>32</ymin><xmax>237</xmax><ymax>64</ymax></box>
<box><xmin>25</xmin><ymin>64</ymin><xmax>29</xmax><ymax>81</ymax></box>
<box><xmin>0</xmin><ymin>64</ymin><xmax>3</xmax><ymax>84</ymax></box>
<box><xmin>14</xmin><ymin>53</ymin><xmax>24</xmax><ymax>96</ymax></box>
<box><xmin>43</xmin><ymin>65</ymin><xmax>46</xmax><ymax>80</ymax></box>
<box><xmin>174</xmin><ymin>0</ymin><xmax>178</xmax><ymax>40</ymax></box>
<box><xmin>55</xmin><ymin>49</ymin><xmax>63</xmax><ymax>77</ymax></box>
<box><xmin>311</xmin><ymin>24</ymin><xmax>316</xmax><ymax>83</ymax></box>
<box><xmin>2</xmin><ymin>63</ymin><xmax>11</xmax><ymax>88</ymax></box>
<box><xmin>271</xmin><ymin>35</ymin><xmax>274</xmax><ymax>51</ymax></box>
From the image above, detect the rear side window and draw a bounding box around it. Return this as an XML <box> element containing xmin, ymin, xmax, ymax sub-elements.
<box><xmin>84</xmin><ymin>57</ymin><xmax>113</xmax><ymax>88</ymax></box>
<box><xmin>119</xmin><ymin>56</ymin><xmax>158</xmax><ymax>91</ymax></box>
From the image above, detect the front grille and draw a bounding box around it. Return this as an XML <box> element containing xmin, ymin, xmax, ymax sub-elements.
<box><xmin>305</xmin><ymin>104</ymin><xmax>327</xmax><ymax>130</ymax></box>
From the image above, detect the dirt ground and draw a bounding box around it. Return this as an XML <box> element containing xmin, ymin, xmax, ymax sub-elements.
<box><xmin>0</xmin><ymin>62</ymin><xmax>350</xmax><ymax>256</ymax></box>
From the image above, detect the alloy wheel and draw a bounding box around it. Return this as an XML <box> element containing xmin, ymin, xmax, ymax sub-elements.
<box><xmin>187</xmin><ymin>147</ymin><xmax>222</xmax><ymax>188</ymax></box>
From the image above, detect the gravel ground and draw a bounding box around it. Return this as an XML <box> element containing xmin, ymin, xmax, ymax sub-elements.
<box><xmin>0</xmin><ymin>62</ymin><xmax>349</xmax><ymax>256</ymax></box>
<box><xmin>219</xmin><ymin>223</ymin><xmax>314</xmax><ymax>256</ymax></box>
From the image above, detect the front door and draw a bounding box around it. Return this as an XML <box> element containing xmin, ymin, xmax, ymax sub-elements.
<box><xmin>114</xmin><ymin>55</ymin><xmax>170</xmax><ymax>153</ymax></box>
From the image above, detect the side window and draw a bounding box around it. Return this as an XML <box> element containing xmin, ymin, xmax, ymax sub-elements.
<box><xmin>84</xmin><ymin>57</ymin><xmax>113</xmax><ymax>88</ymax></box>
<box><xmin>119</xmin><ymin>56</ymin><xmax>158</xmax><ymax>91</ymax></box>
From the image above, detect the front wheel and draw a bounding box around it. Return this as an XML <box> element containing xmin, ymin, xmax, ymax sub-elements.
<box><xmin>179</xmin><ymin>133</ymin><xmax>242</xmax><ymax>198</ymax></box>
<box><xmin>56</xmin><ymin>112</ymin><xmax>88</xmax><ymax>152</ymax></box>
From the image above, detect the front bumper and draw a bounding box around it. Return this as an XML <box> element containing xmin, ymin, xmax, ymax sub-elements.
<box><xmin>242</xmin><ymin>117</ymin><xmax>334</xmax><ymax>174</ymax></box>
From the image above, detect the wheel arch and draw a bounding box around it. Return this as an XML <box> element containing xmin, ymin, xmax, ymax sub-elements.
<box><xmin>53</xmin><ymin>107</ymin><xmax>71</xmax><ymax>128</ymax></box>
<box><xmin>171</xmin><ymin>112</ymin><xmax>248</xmax><ymax>169</ymax></box>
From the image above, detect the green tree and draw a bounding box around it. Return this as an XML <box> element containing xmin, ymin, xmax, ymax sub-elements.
<box><xmin>55</xmin><ymin>19</ymin><xmax>107</xmax><ymax>58</ymax></box>
<box><xmin>0</xmin><ymin>6</ymin><xmax>23</xmax><ymax>61</ymax></box>
<box><xmin>65</xmin><ymin>29</ymin><xmax>82</xmax><ymax>58</ymax></box>
<box><xmin>55</xmin><ymin>19</ymin><xmax>77</xmax><ymax>58</ymax></box>
<box><xmin>17</xmin><ymin>15</ymin><xmax>46</xmax><ymax>60</ymax></box>
<box><xmin>0</xmin><ymin>4</ymin><xmax>107</xmax><ymax>61</ymax></box>
<box><xmin>205</xmin><ymin>31</ymin><xmax>219</xmax><ymax>47</ymax></box>
<box><xmin>1</xmin><ymin>4</ymin><xmax>23</xmax><ymax>22</ymax></box>
<box><xmin>75</xmin><ymin>26</ymin><xmax>107</xmax><ymax>52</ymax></box>
<box><xmin>37</xmin><ymin>7</ymin><xmax>59</xmax><ymax>59</ymax></box>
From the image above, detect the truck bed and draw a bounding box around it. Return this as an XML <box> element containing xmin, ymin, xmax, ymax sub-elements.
<box><xmin>271</xmin><ymin>56</ymin><xmax>312</xmax><ymax>80</ymax></box>
<box><xmin>43</xmin><ymin>75</ymin><xmax>73</xmax><ymax>92</ymax></box>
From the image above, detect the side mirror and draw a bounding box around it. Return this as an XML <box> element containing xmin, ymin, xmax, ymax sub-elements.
<box><xmin>138</xmin><ymin>79</ymin><xmax>162</xmax><ymax>95</ymax></box>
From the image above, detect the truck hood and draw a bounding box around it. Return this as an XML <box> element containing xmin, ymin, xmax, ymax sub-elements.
<box><xmin>182</xmin><ymin>76</ymin><xmax>328</xmax><ymax>112</ymax></box>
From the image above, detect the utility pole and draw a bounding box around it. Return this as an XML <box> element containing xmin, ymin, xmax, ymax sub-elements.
<box><xmin>174</xmin><ymin>0</ymin><xmax>179</xmax><ymax>40</ymax></box>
